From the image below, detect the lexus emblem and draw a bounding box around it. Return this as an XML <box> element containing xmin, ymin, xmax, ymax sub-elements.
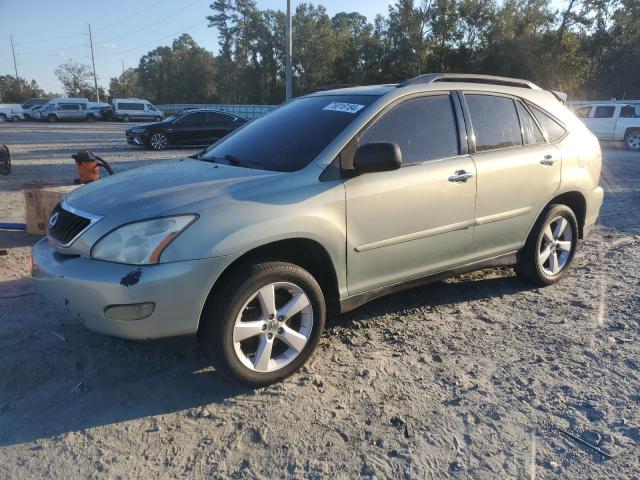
<box><xmin>48</xmin><ymin>212</ymin><xmax>60</xmax><ymax>229</ymax></box>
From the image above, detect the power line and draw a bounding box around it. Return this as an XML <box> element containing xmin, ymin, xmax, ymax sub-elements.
<box><xmin>100</xmin><ymin>20</ymin><xmax>207</xmax><ymax>58</ymax></box>
<box><xmin>99</xmin><ymin>0</ymin><xmax>206</xmax><ymax>45</ymax></box>
<box><xmin>93</xmin><ymin>0</ymin><xmax>172</xmax><ymax>32</ymax></box>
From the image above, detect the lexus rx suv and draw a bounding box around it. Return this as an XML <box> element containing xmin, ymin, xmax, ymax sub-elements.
<box><xmin>32</xmin><ymin>74</ymin><xmax>604</xmax><ymax>387</ymax></box>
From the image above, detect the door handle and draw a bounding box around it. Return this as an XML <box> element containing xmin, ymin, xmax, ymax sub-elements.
<box><xmin>540</xmin><ymin>155</ymin><xmax>557</xmax><ymax>166</ymax></box>
<box><xmin>448</xmin><ymin>170</ymin><xmax>474</xmax><ymax>183</ymax></box>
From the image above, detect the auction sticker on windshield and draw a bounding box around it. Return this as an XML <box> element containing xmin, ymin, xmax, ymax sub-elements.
<box><xmin>322</xmin><ymin>102</ymin><xmax>366</xmax><ymax>114</ymax></box>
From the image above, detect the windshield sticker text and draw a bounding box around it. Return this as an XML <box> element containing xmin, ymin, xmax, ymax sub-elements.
<box><xmin>322</xmin><ymin>102</ymin><xmax>365</xmax><ymax>114</ymax></box>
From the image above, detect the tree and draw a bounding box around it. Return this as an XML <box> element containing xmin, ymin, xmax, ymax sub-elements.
<box><xmin>55</xmin><ymin>60</ymin><xmax>93</xmax><ymax>98</ymax></box>
<box><xmin>109</xmin><ymin>68</ymin><xmax>141</xmax><ymax>99</ymax></box>
<box><xmin>0</xmin><ymin>75</ymin><xmax>46</xmax><ymax>102</ymax></box>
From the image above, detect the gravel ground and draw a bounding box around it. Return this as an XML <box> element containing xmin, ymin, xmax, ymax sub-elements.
<box><xmin>0</xmin><ymin>122</ymin><xmax>639</xmax><ymax>479</ymax></box>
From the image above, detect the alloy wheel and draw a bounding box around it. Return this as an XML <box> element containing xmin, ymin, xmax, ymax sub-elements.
<box><xmin>627</xmin><ymin>132</ymin><xmax>640</xmax><ymax>150</ymax></box>
<box><xmin>538</xmin><ymin>216</ymin><xmax>574</xmax><ymax>276</ymax></box>
<box><xmin>232</xmin><ymin>281</ymin><xmax>313</xmax><ymax>373</ymax></box>
<box><xmin>150</xmin><ymin>133</ymin><xmax>168</xmax><ymax>150</ymax></box>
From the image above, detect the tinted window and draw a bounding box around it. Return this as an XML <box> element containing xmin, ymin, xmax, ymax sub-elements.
<box><xmin>201</xmin><ymin>95</ymin><xmax>377</xmax><ymax>172</ymax></box>
<box><xmin>466</xmin><ymin>95</ymin><xmax>522</xmax><ymax>152</ymax></box>
<box><xmin>118</xmin><ymin>102</ymin><xmax>145</xmax><ymax>110</ymax></box>
<box><xmin>179</xmin><ymin>112</ymin><xmax>206</xmax><ymax>126</ymax></box>
<box><xmin>515</xmin><ymin>101</ymin><xmax>545</xmax><ymax>145</ymax></box>
<box><xmin>529</xmin><ymin>104</ymin><xmax>567</xmax><ymax>143</ymax></box>
<box><xmin>620</xmin><ymin>105</ymin><xmax>637</xmax><ymax>118</ymax></box>
<box><xmin>574</xmin><ymin>106</ymin><xmax>592</xmax><ymax>118</ymax></box>
<box><xmin>359</xmin><ymin>95</ymin><xmax>459</xmax><ymax>165</ymax></box>
<box><xmin>207</xmin><ymin>112</ymin><xmax>233</xmax><ymax>123</ymax></box>
<box><xmin>593</xmin><ymin>106</ymin><xmax>615</xmax><ymax>118</ymax></box>
<box><xmin>148</xmin><ymin>104</ymin><xmax>157</xmax><ymax>111</ymax></box>
<box><xmin>60</xmin><ymin>104</ymin><xmax>80</xmax><ymax>110</ymax></box>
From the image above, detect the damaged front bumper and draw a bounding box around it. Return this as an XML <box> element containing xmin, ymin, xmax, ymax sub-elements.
<box><xmin>31</xmin><ymin>239</ymin><xmax>232</xmax><ymax>340</ymax></box>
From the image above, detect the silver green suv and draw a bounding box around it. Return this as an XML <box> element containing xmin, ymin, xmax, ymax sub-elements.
<box><xmin>32</xmin><ymin>74</ymin><xmax>604</xmax><ymax>386</ymax></box>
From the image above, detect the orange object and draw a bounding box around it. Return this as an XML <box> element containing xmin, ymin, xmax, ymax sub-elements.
<box><xmin>71</xmin><ymin>150</ymin><xmax>114</xmax><ymax>184</ymax></box>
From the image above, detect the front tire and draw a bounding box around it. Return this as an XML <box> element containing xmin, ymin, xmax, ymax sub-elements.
<box><xmin>47</xmin><ymin>114</ymin><xmax>57</xmax><ymax>123</ymax></box>
<box><xmin>624</xmin><ymin>129</ymin><xmax>640</xmax><ymax>151</ymax></box>
<box><xmin>122</xmin><ymin>115</ymin><xmax>130</xmax><ymax>122</ymax></box>
<box><xmin>86</xmin><ymin>114</ymin><xmax>96</xmax><ymax>122</ymax></box>
<box><xmin>516</xmin><ymin>204</ymin><xmax>578</xmax><ymax>286</ymax></box>
<box><xmin>149</xmin><ymin>132</ymin><xmax>169</xmax><ymax>150</ymax></box>
<box><xmin>201</xmin><ymin>262</ymin><xmax>326</xmax><ymax>387</ymax></box>
<box><xmin>0</xmin><ymin>114</ymin><xmax>6</xmax><ymax>123</ymax></box>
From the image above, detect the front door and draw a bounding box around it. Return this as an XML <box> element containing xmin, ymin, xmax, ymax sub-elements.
<box><xmin>344</xmin><ymin>93</ymin><xmax>477</xmax><ymax>295</ymax></box>
<box><xmin>172</xmin><ymin>111</ymin><xmax>207</xmax><ymax>145</ymax></box>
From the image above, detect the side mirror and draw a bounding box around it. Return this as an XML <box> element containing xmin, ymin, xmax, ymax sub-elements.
<box><xmin>353</xmin><ymin>142</ymin><xmax>402</xmax><ymax>173</ymax></box>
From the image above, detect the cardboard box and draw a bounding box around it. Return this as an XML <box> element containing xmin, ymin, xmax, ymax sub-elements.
<box><xmin>24</xmin><ymin>185</ymin><xmax>81</xmax><ymax>235</ymax></box>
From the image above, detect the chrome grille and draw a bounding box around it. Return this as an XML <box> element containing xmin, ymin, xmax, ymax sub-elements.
<box><xmin>47</xmin><ymin>203</ymin><xmax>91</xmax><ymax>245</ymax></box>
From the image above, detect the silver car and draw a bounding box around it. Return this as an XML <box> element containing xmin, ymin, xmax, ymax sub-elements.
<box><xmin>32</xmin><ymin>74</ymin><xmax>604</xmax><ymax>386</ymax></box>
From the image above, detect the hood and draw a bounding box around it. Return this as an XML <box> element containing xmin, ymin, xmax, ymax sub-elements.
<box><xmin>64</xmin><ymin>158</ymin><xmax>284</xmax><ymax>218</ymax></box>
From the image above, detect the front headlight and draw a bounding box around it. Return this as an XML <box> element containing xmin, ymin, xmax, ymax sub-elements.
<box><xmin>130</xmin><ymin>128</ymin><xmax>145</xmax><ymax>134</ymax></box>
<box><xmin>91</xmin><ymin>215</ymin><xmax>197</xmax><ymax>265</ymax></box>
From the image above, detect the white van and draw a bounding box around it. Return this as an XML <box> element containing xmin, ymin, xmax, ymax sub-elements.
<box><xmin>112</xmin><ymin>98</ymin><xmax>163</xmax><ymax>122</ymax></box>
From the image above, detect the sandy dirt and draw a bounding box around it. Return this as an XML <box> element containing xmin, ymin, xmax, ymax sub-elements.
<box><xmin>0</xmin><ymin>122</ymin><xmax>639</xmax><ymax>479</ymax></box>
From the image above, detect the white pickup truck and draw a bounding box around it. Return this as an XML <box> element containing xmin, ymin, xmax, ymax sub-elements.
<box><xmin>572</xmin><ymin>102</ymin><xmax>640</xmax><ymax>151</ymax></box>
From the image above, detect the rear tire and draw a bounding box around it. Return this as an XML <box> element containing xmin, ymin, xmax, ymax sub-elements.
<box><xmin>0</xmin><ymin>114</ymin><xmax>6</xmax><ymax>123</ymax></box>
<box><xmin>47</xmin><ymin>114</ymin><xmax>57</xmax><ymax>123</ymax></box>
<box><xmin>624</xmin><ymin>129</ymin><xmax>640</xmax><ymax>151</ymax></box>
<box><xmin>200</xmin><ymin>262</ymin><xmax>326</xmax><ymax>387</ymax></box>
<box><xmin>122</xmin><ymin>115</ymin><xmax>130</xmax><ymax>122</ymax></box>
<box><xmin>87</xmin><ymin>114</ymin><xmax>96</xmax><ymax>122</ymax></box>
<box><xmin>516</xmin><ymin>204</ymin><xmax>578</xmax><ymax>286</ymax></box>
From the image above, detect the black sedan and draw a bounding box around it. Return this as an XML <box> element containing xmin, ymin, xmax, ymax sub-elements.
<box><xmin>125</xmin><ymin>109</ymin><xmax>248</xmax><ymax>151</ymax></box>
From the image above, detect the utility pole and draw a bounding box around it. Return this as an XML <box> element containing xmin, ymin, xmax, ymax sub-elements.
<box><xmin>122</xmin><ymin>59</ymin><xmax>126</xmax><ymax>97</ymax></box>
<box><xmin>9</xmin><ymin>34</ymin><xmax>19</xmax><ymax>80</ymax></box>
<box><xmin>285</xmin><ymin>0</ymin><xmax>292</xmax><ymax>101</ymax></box>
<box><xmin>87</xmin><ymin>23</ymin><xmax>100</xmax><ymax>102</ymax></box>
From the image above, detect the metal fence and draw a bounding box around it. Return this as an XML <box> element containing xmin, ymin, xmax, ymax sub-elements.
<box><xmin>156</xmin><ymin>104</ymin><xmax>277</xmax><ymax>119</ymax></box>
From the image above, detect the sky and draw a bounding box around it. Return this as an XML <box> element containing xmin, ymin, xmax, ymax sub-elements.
<box><xmin>0</xmin><ymin>0</ymin><xmax>397</xmax><ymax>94</ymax></box>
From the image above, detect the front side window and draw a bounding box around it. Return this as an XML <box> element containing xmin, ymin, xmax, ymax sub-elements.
<box><xmin>529</xmin><ymin>104</ymin><xmax>567</xmax><ymax>143</ymax></box>
<box><xmin>593</xmin><ymin>106</ymin><xmax>615</xmax><ymax>118</ymax></box>
<box><xmin>515</xmin><ymin>101</ymin><xmax>545</xmax><ymax>145</ymax></box>
<box><xmin>466</xmin><ymin>94</ymin><xmax>523</xmax><ymax>152</ymax></box>
<box><xmin>358</xmin><ymin>94</ymin><xmax>459</xmax><ymax>165</ymax></box>
<box><xmin>201</xmin><ymin>94</ymin><xmax>377</xmax><ymax>172</ymax></box>
<box><xmin>148</xmin><ymin>104</ymin><xmax>157</xmax><ymax>111</ymax></box>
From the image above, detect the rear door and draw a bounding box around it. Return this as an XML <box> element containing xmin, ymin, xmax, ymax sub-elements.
<box><xmin>344</xmin><ymin>93</ymin><xmax>477</xmax><ymax>294</ymax></box>
<box><xmin>462</xmin><ymin>93</ymin><xmax>563</xmax><ymax>259</ymax></box>
<box><xmin>171</xmin><ymin>112</ymin><xmax>207</xmax><ymax>145</ymax></box>
<box><xmin>588</xmin><ymin>105</ymin><xmax>617</xmax><ymax>139</ymax></box>
<box><xmin>205</xmin><ymin>112</ymin><xmax>237</xmax><ymax>142</ymax></box>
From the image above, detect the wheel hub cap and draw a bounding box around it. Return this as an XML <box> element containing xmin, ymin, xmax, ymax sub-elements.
<box><xmin>538</xmin><ymin>215</ymin><xmax>573</xmax><ymax>276</ymax></box>
<box><xmin>232</xmin><ymin>282</ymin><xmax>313</xmax><ymax>373</ymax></box>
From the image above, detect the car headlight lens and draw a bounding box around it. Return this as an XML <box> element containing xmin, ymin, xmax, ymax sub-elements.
<box><xmin>91</xmin><ymin>215</ymin><xmax>197</xmax><ymax>265</ymax></box>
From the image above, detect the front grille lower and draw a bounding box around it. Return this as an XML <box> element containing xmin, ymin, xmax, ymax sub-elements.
<box><xmin>47</xmin><ymin>203</ymin><xmax>91</xmax><ymax>245</ymax></box>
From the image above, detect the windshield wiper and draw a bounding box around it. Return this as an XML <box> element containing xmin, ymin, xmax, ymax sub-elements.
<box><xmin>202</xmin><ymin>154</ymin><xmax>255</xmax><ymax>168</ymax></box>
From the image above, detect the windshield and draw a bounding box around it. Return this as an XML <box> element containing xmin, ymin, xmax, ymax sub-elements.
<box><xmin>201</xmin><ymin>94</ymin><xmax>378</xmax><ymax>172</ymax></box>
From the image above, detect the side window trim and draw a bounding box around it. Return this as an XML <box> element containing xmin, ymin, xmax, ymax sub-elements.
<box><xmin>514</xmin><ymin>99</ymin><xmax>548</xmax><ymax>146</ymax></box>
<box><xmin>341</xmin><ymin>91</ymin><xmax>465</xmax><ymax>171</ymax></box>
<box><xmin>525</xmin><ymin>101</ymin><xmax>569</xmax><ymax>144</ymax></box>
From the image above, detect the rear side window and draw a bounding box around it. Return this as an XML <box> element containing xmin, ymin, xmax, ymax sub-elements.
<box><xmin>60</xmin><ymin>104</ymin><xmax>80</xmax><ymax>110</ymax></box>
<box><xmin>207</xmin><ymin>112</ymin><xmax>233</xmax><ymax>123</ymax></box>
<box><xmin>359</xmin><ymin>95</ymin><xmax>459</xmax><ymax>165</ymax></box>
<box><xmin>180</xmin><ymin>112</ymin><xmax>205</xmax><ymax>126</ymax></box>
<box><xmin>466</xmin><ymin>94</ymin><xmax>522</xmax><ymax>152</ymax></box>
<box><xmin>118</xmin><ymin>102</ymin><xmax>145</xmax><ymax>111</ymax></box>
<box><xmin>528</xmin><ymin>104</ymin><xmax>567</xmax><ymax>143</ymax></box>
<box><xmin>593</xmin><ymin>106</ymin><xmax>615</xmax><ymax>118</ymax></box>
<box><xmin>515</xmin><ymin>101</ymin><xmax>545</xmax><ymax>145</ymax></box>
<box><xmin>620</xmin><ymin>105</ymin><xmax>637</xmax><ymax>118</ymax></box>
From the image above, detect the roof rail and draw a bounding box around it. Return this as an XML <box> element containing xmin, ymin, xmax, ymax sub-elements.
<box><xmin>397</xmin><ymin>73</ymin><xmax>542</xmax><ymax>90</ymax></box>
